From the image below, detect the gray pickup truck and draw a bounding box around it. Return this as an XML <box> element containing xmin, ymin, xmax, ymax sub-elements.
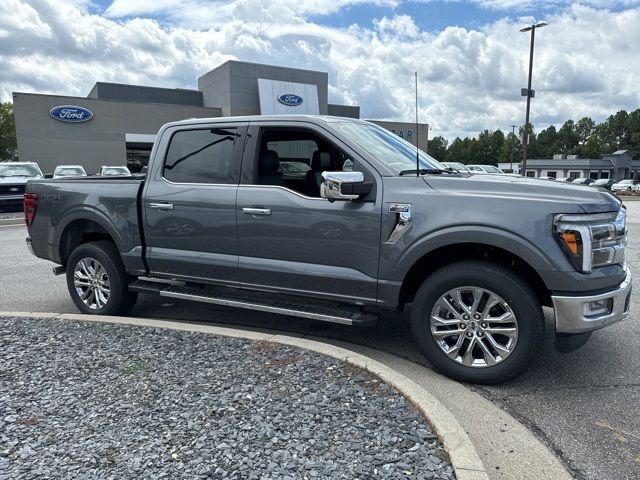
<box><xmin>25</xmin><ymin>115</ymin><xmax>631</xmax><ymax>384</ymax></box>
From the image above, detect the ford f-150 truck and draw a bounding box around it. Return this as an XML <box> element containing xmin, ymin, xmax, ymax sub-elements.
<box><xmin>24</xmin><ymin>116</ymin><xmax>632</xmax><ymax>384</ymax></box>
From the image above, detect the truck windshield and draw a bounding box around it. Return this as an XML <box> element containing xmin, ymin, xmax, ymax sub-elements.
<box><xmin>333</xmin><ymin>122</ymin><xmax>443</xmax><ymax>174</ymax></box>
<box><xmin>0</xmin><ymin>164</ymin><xmax>42</xmax><ymax>177</ymax></box>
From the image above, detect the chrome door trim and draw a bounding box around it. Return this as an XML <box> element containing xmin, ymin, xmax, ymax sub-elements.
<box><xmin>238</xmin><ymin>184</ymin><xmax>325</xmax><ymax>201</ymax></box>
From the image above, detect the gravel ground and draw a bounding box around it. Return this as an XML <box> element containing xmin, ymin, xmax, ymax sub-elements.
<box><xmin>0</xmin><ymin>317</ymin><xmax>454</xmax><ymax>480</ymax></box>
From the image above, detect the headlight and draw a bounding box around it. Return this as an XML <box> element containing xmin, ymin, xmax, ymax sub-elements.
<box><xmin>554</xmin><ymin>208</ymin><xmax>626</xmax><ymax>273</ymax></box>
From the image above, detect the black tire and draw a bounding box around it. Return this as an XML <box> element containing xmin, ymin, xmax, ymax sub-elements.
<box><xmin>66</xmin><ymin>241</ymin><xmax>138</xmax><ymax>315</ymax></box>
<box><xmin>410</xmin><ymin>261</ymin><xmax>544</xmax><ymax>384</ymax></box>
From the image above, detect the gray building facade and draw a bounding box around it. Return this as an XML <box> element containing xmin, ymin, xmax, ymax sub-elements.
<box><xmin>522</xmin><ymin>151</ymin><xmax>638</xmax><ymax>181</ymax></box>
<box><xmin>13</xmin><ymin>60</ymin><xmax>427</xmax><ymax>174</ymax></box>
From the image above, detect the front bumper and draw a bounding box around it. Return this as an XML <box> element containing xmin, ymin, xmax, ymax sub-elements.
<box><xmin>552</xmin><ymin>266</ymin><xmax>632</xmax><ymax>334</ymax></box>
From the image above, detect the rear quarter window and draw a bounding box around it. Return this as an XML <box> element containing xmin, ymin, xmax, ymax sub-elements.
<box><xmin>164</xmin><ymin>128</ymin><xmax>239</xmax><ymax>184</ymax></box>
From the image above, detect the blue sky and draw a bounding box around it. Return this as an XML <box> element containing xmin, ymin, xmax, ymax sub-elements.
<box><xmin>2</xmin><ymin>1</ymin><xmax>639</xmax><ymax>139</ymax></box>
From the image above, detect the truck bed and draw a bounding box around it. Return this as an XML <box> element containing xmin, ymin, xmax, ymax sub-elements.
<box><xmin>26</xmin><ymin>176</ymin><xmax>146</xmax><ymax>272</ymax></box>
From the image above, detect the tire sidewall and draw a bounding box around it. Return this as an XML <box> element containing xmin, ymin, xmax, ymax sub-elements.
<box><xmin>411</xmin><ymin>262</ymin><xmax>544</xmax><ymax>384</ymax></box>
<box><xmin>66</xmin><ymin>242</ymin><xmax>128</xmax><ymax>316</ymax></box>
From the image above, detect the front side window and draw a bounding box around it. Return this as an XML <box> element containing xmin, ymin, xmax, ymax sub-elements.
<box><xmin>333</xmin><ymin>122</ymin><xmax>442</xmax><ymax>174</ymax></box>
<box><xmin>164</xmin><ymin>128</ymin><xmax>238</xmax><ymax>184</ymax></box>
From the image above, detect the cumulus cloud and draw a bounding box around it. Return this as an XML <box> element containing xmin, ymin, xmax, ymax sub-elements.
<box><xmin>0</xmin><ymin>0</ymin><xmax>638</xmax><ymax>139</ymax></box>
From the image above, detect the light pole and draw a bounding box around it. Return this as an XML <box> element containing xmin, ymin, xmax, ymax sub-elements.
<box><xmin>425</xmin><ymin>123</ymin><xmax>429</xmax><ymax>154</ymax></box>
<box><xmin>520</xmin><ymin>22</ymin><xmax>547</xmax><ymax>176</ymax></box>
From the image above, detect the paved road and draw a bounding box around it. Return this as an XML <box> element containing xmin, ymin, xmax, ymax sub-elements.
<box><xmin>1</xmin><ymin>204</ymin><xmax>639</xmax><ymax>480</ymax></box>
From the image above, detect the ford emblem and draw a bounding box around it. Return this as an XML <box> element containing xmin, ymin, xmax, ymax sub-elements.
<box><xmin>49</xmin><ymin>105</ymin><xmax>94</xmax><ymax>123</ymax></box>
<box><xmin>10</xmin><ymin>187</ymin><xmax>19</xmax><ymax>192</ymax></box>
<box><xmin>277</xmin><ymin>94</ymin><xmax>304</xmax><ymax>106</ymax></box>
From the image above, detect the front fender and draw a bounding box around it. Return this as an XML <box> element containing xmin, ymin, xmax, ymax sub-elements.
<box><xmin>391</xmin><ymin>225</ymin><xmax>559</xmax><ymax>281</ymax></box>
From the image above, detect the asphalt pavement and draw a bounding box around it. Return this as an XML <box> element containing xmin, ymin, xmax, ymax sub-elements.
<box><xmin>1</xmin><ymin>204</ymin><xmax>639</xmax><ymax>480</ymax></box>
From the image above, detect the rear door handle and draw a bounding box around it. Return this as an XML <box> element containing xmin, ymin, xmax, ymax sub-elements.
<box><xmin>149</xmin><ymin>202</ymin><xmax>174</xmax><ymax>210</ymax></box>
<box><xmin>242</xmin><ymin>207</ymin><xmax>271</xmax><ymax>216</ymax></box>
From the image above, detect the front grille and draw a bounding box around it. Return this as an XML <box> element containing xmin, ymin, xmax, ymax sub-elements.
<box><xmin>0</xmin><ymin>184</ymin><xmax>26</xmax><ymax>195</ymax></box>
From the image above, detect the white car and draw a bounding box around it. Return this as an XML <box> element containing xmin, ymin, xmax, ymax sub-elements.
<box><xmin>476</xmin><ymin>165</ymin><xmax>506</xmax><ymax>175</ymax></box>
<box><xmin>53</xmin><ymin>165</ymin><xmax>87</xmax><ymax>178</ymax></box>
<box><xmin>466</xmin><ymin>165</ymin><xmax>489</xmax><ymax>174</ymax></box>
<box><xmin>441</xmin><ymin>162</ymin><xmax>471</xmax><ymax>173</ymax></box>
<box><xmin>611</xmin><ymin>179</ymin><xmax>640</xmax><ymax>192</ymax></box>
<box><xmin>99</xmin><ymin>166</ymin><xmax>132</xmax><ymax>176</ymax></box>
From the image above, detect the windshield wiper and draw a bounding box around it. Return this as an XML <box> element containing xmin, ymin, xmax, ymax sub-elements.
<box><xmin>398</xmin><ymin>168</ymin><xmax>451</xmax><ymax>176</ymax></box>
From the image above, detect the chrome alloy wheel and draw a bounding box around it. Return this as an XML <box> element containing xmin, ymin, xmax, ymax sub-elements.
<box><xmin>73</xmin><ymin>258</ymin><xmax>111</xmax><ymax>310</ymax></box>
<box><xmin>430</xmin><ymin>287</ymin><xmax>519</xmax><ymax>367</ymax></box>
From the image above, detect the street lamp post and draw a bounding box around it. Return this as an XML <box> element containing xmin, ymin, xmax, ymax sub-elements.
<box><xmin>520</xmin><ymin>22</ymin><xmax>547</xmax><ymax>176</ymax></box>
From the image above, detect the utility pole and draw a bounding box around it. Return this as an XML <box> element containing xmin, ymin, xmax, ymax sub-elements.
<box><xmin>520</xmin><ymin>22</ymin><xmax>547</xmax><ymax>176</ymax></box>
<box><xmin>510</xmin><ymin>124</ymin><xmax>518</xmax><ymax>173</ymax></box>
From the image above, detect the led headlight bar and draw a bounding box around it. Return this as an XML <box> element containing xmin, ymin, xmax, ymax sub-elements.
<box><xmin>554</xmin><ymin>208</ymin><xmax>626</xmax><ymax>273</ymax></box>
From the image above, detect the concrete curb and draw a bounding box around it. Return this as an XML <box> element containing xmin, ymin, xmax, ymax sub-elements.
<box><xmin>0</xmin><ymin>218</ymin><xmax>23</xmax><ymax>227</ymax></box>
<box><xmin>1</xmin><ymin>311</ymin><xmax>489</xmax><ymax>480</ymax></box>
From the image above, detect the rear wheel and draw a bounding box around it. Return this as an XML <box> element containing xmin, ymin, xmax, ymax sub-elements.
<box><xmin>410</xmin><ymin>261</ymin><xmax>544</xmax><ymax>384</ymax></box>
<box><xmin>66</xmin><ymin>241</ymin><xmax>138</xmax><ymax>315</ymax></box>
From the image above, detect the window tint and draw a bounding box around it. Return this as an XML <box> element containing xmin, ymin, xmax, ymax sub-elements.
<box><xmin>267</xmin><ymin>139</ymin><xmax>317</xmax><ymax>164</ymax></box>
<box><xmin>164</xmin><ymin>128</ymin><xmax>238</xmax><ymax>184</ymax></box>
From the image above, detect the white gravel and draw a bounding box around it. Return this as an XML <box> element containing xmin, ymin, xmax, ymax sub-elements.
<box><xmin>0</xmin><ymin>317</ymin><xmax>455</xmax><ymax>480</ymax></box>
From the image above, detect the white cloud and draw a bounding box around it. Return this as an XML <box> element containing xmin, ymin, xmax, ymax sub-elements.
<box><xmin>0</xmin><ymin>0</ymin><xmax>638</xmax><ymax>140</ymax></box>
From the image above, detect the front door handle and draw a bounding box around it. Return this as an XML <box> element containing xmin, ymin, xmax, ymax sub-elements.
<box><xmin>149</xmin><ymin>202</ymin><xmax>174</xmax><ymax>210</ymax></box>
<box><xmin>242</xmin><ymin>207</ymin><xmax>272</xmax><ymax>216</ymax></box>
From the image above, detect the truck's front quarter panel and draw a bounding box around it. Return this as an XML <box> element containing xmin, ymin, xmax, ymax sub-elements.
<box><xmin>378</xmin><ymin>175</ymin><xmax>630</xmax><ymax>336</ymax></box>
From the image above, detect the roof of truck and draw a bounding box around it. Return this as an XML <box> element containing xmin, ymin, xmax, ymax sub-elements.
<box><xmin>165</xmin><ymin>115</ymin><xmax>367</xmax><ymax>128</ymax></box>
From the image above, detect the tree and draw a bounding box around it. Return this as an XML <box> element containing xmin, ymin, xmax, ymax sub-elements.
<box><xmin>536</xmin><ymin>125</ymin><xmax>558</xmax><ymax>159</ymax></box>
<box><xmin>428</xmin><ymin>135</ymin><xmax>448</xmax><ymax>161</ymax></box>
<box><xmin>0</xmin><ymin>102</ymin><xmax>17</xmax><ymax>161</ymax></box>
<box><xmin>556</xmin><ymin>120</ymin><xmax>579</xmax><ymax>153</ymax></box>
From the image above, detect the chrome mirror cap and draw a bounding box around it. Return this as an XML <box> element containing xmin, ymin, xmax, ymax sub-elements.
<box><xmin>320</xmin><ymin>171</ymin><xmax>364</xmax><ymax>201</ymax></box>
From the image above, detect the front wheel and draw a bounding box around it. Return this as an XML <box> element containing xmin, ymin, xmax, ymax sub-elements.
<box><xmin>66</xmin><ymin>241</ymin><xmax>138</xmax><ymax>316</ymax></box>
<box><xmin>410</xmin><ymin>261</ymin><xmax>544</xmax><ymax>384</ymax></box>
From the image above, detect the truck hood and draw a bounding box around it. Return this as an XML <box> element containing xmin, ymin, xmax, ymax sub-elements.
<box><xmin>423</xmin><ymin>174</ymin><xmax>621</xmax><ymax>213</ymax></box>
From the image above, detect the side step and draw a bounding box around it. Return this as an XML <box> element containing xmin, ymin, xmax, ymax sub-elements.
<box><xmin>129</xmin><ymin>282</ymin><xmax>378</xmax><ymax>326</ymax></box>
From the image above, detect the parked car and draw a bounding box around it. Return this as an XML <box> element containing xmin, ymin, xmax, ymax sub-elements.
<box><xmin>466</xmin><ymin>165</ymin><xmax>489</xmax><ymax>174</ymax></box>
<box><xmin>591</xmin><ymin>178</ymin><xmax>615</xmax><ymax>190</ymax></box>
<box><xmin>538</xmin><ymin>176</ymin><xmax>557</xmax><ymax>181</ymax></box>
<box><xmin>53</xmin><ymin>165</ymin><xmax>87</xmax><ymax>178</ymax></box>
<box><xmin>0</xmin><ymin>162</ymin><xmax>43</xmax><ymax>209</ymax></box>
<box><xmin>555</xmin><ymin>177</ymin><xmax>574</xmax><ymax>182</ymax></box>
<box><xmin>441</xmin><ymin>162</ymin><xmax>471</xmax><ymax>173</ymax></box>
<box><xmin>25</xmin><ymin>115</ymin><xmax>631</xmax><ymax>384</ymax></box>
<box><xmin>99</xmin><ymin>166</ymin><xmax>131</xmax><ymax>176</ymax></box>
<box><xmin>571</xmin><ymin>178</ymin><xmax>595</xmax><ymax>185</ymax></box>
<box><xmin>611</xmin><ymin>179</ymin><xmax>640</xmax><ymax>193</ymax></box>
<box><xmin>476</xmin><ymin>165</ymin><xmax>506</xmax><ymax>175</ymax></box>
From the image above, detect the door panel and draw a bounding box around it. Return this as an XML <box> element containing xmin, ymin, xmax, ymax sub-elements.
<box><xmin>143</xmin><ymin>123</ymin><xmax>247</xmax><ymax>285</ymax></box>
<box><xmin>236</xmin><ymin>185</ymin><xmax>382</xmax><ymax>304</ymax></box>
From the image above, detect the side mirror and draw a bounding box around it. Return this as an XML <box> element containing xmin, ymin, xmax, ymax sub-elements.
<box><xmin>321</xmin><ymin>171</ymin><xmax>371</xmax><ymax>201</ymax></box>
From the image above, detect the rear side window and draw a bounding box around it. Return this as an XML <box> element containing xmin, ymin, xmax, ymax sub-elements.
<box><xmin>164</xmin><ymin>128</ymin><xmax>238</xmax><ymax>184</ymax></box>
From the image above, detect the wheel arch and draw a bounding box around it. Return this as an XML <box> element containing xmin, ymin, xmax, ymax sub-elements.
<box><xmin>397</xmin><ymin>241</ymin><xmax>552</xmax><ymax>309</ymax></box>
<box><xmin>57</xmin><ymin>215</ymin><xmax>121</xmax><ymax>266</ymax></box>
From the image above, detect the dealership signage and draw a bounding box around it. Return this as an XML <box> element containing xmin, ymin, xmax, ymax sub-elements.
<box><xmin>277</xmin><ymin>94</ymin><xmax>304</xmax><ymax>106</ymax></box>
<box><xmin>49</xmin><ymin>105</ymin><xmax>94</xmax><ymax>123</ymax></box>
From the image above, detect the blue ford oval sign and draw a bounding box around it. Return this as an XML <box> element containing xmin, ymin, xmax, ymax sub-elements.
<box><xmin>49</xmin><ymin>105</ymin><xmax>94</xmax><ymax>123</ymax></box>
<box><xmin>277</xmin><ymin>94</ymin><xmax>304</xmax><ymax>106</ymax></box>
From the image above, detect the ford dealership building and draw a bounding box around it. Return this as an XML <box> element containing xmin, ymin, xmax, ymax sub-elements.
<box><xmin>13</xmin><ymin>60</ymin><xmax>429</xmax><ymax>174</ymax></box>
